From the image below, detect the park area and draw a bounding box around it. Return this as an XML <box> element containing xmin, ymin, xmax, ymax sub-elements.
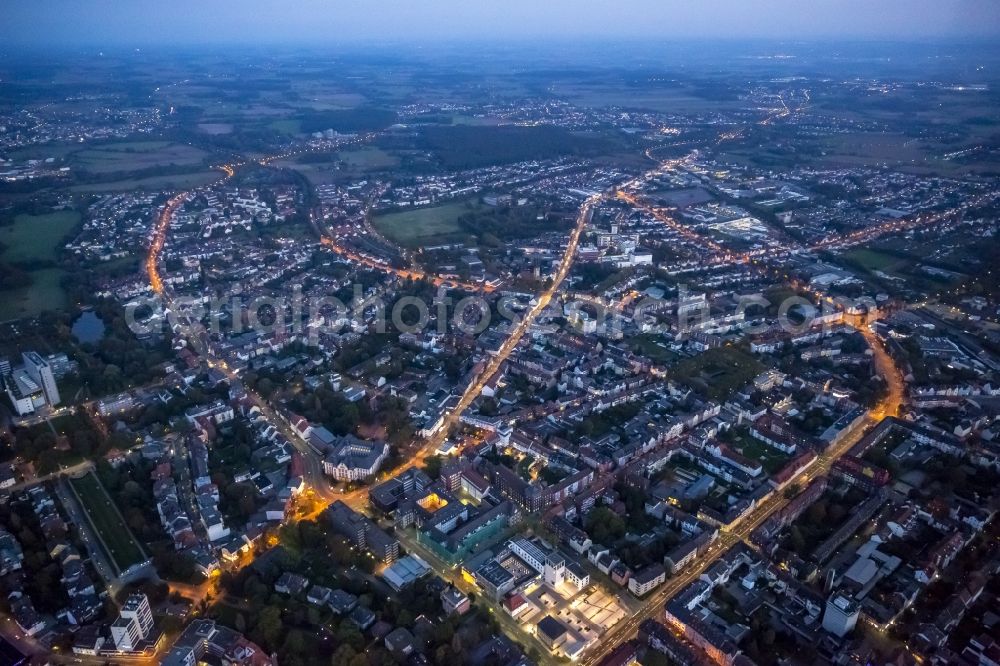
<box><xmin>0</xmin><ymin>210</ymin><xmax>79</xmax><ymax>264</ymax></box>
<box><xmin>70</xmin><ymin>472</ymin><xmax>146</xmax><ymax>574</ymax></box>
<box><xmin>0</xmin><ymin>210</ymin><xmax>80</xmax><ymax>320</ymax></box>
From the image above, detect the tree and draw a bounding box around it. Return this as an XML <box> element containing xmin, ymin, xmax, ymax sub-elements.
<box><xmin>282</xmin><ymin>630</ymin><xmax>307</xmax><ymax>656</ymax></box>
<box><xmin>807</xmin><ymin>500</ymin><xmax>828</xmax><ymax>524</ymax></box>
<box><xmin>434</xmin><ymin>645</ymin><xmax>455</xmax><ymax>666</ymax></box>
<box><xmin>257</xmin><ymin>377</ymin><xmax>275</xmax><ymax>398</ymax></box>
<box><xmin>789</xmin><ymin>526</ymin><xmax>807</xmax><ymax>555</ymax></box>
<box><xmin>422</xmin><ymin>455</ymin><xmax>443</xmax><ymax>480</ymax></box>
<box><xmin>585</xmin><ymin>507</ymin><xmax>626</xmax><ymax>545</ymax></box>
<box><xmin>331</xmin><ymin>645</ymin><xmax>357</xmax><ymax>666</ymax></box>
<box><xmin>255</xmin><ymin>606</ymin><xmax>283</xmax><ymax>649</ymax></box>
<box><xmin>335</xmin><ymin>622</ymin><xmax>364</xmax><ymax>651</ymax></box>
<box><xmin>643</xmin><ymin>652</ymin><xmax>670</xmax><ymax>666</ymax></box>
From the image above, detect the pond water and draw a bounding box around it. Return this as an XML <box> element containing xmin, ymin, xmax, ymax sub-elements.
<box><xmin>71</xmin><ymin>310</ymin><xmax>106</xmax><ymax>343</ymax></box>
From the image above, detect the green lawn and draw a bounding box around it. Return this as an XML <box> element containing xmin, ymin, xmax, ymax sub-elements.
<box><xmin>844</xmin><ymin>248</ymin><xmax>906</xmax><ymax>273</ymax></box>
<box><xmin>627</xmin><ymin>334</ymin><xmax>678</xmax><ymax>364</ymax></box>
<box><xmin>0</xmin><ymin>210</ymin><xmax>80</xmax><ymax>263</ymax></box>
<box><xmin>70</xmin><ymin>473</ymin><xmax>146</xmax><ymax>574</ymax></box>
<box><xmin>730</xmin><ymin>432</ymin><xmax>791</xmax><ymax>475</ymax></box>
<box><xmin>373</xmin><ymin>200</ymin><xmax>473</xmax><ymax>248</ymax></box>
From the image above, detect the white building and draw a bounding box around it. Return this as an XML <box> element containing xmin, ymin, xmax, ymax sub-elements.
<box><xmin>323</xmin><ymin>438</ymin><xmax>388</xmax><ymax>481</ymax></box>
<box><xmin>628</xmin><ymin>564</ymin><xmax>666</xmax><ymax>597</ymax></box>
<box><xmin>822</xmin><ymin>594</ymin><xmax>859</xmax><ymax>637</ymax></box>
<box><xmin>3</xmin><ymin>370</ymin><xmax>41</xmax><ymax>416</ymax></box>
<box><xmin>111</xmin><ymin>617</ymin><xmax>143</xmax><ymax>651</ymax></box>
<box><xmin>22</xmin><ymin>351</ymin><xmax>60</xmax><ymax>407</ymax></box>
<box><xmin>121</xmin><ymin>593</ymin><xmax>154</xmax><ymax>638</ymax></box>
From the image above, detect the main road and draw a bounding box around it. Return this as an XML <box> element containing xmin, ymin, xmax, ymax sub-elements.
<box><xmin>579</xmin><ymin>310</ymin><xmax>905</xmax><ymax>666</ymax></box>
<box><xmin>337</xmin><ymin>192</ymin><xmax>602</xmax><ymax>510</ymax></box>
<box><xmin>144</xmin><ymin>136</ymin><xmax>604</xmax><ymax>514</ymax></box>
<box><xmin>135</xmin><ymin>93</ymin><xmax>931</xmax><ymax>666</ymax></box>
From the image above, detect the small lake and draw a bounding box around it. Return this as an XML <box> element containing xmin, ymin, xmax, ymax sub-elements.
<box><xmin>72</xmin><ymin>310</ymin><xmax>106</xmax><ymax>343</ymax></box>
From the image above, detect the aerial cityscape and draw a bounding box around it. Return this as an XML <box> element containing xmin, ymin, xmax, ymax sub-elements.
<box><xmin>0</xmin><ymin>2</ymin><xmax>999</xmax><ymax>665</ymax></box>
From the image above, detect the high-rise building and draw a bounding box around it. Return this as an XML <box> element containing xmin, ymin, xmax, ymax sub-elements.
<box><xmin>3</xmin><ymin>370</ymin><xmax>44</xmax><ymax>417</ymax></box>
<box><xmin>120</xmin><ymin>594</ymin><xmax>154</xmax><ymax>638</ymax></box>
<box><xmin>21</xmin><ymin>352</ymin><xmax>59</xmax><ymax>407</ymax></box>
<box><xmin>112</xmin><ymin>594</ymin><xmax>154</xmax><ymax>650</ymax></box>
<box><xmin>822</xmin><ymin>594</ymin><xmax>859</xmax><ymax>637</ymax></box>
<box><xmin>111</xmin><ymin>616</ymin><xmax>142</xmax><ymax>651</ymax></box>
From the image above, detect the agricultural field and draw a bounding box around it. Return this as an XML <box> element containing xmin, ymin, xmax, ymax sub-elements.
<box><xmin>69</xmin><ymin>140</ymin><xmax>210</xmax><ymax>174</ymax></box>
<box><xmin>549</xmin><ymin>82</ymin><xmax>735</xmax><ymax>113</ymax></box>
<box><xmin>336</xmin><ymin>147</ymin><xmax>400</xmax><ymax>170</ymax></box>
<box><xmin>413</xmin><ymin>124</ymin><xmax>618</xmax><ymax>169</ymax></box>
<box><xmin>197</xmin><ymin>122</ymin><xmax>234</xmax><ymax>135</ymax></box>
<box><xmin>70</xmin><ymin>473</ymin><xmax>147</xmax><ymax>574</ymax></box>
<box><xmin>268</xmin><ymin>119</ymin><xmax>302</xmax><ymax>135</ymax></box>
<box><xmin>373</xmin><ymin>200</ymin><xmax>472</xmax><ymax>248</ymax></box>
<box><xmin>69</xmin><ymin>170</ymin><xmax>222</xmax><ymax>193</ymax></box>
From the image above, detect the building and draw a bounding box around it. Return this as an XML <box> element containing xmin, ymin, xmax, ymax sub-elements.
<box><xmin>274</xmin><ymin>572</ymin><xmax>310</xmax><ymax>596</ymax></box>
<box><xmin>416</xmin><ymin>499</ymin><xmax>517</xmax><ymax>563</ymax></box>
<box><xmin>822</xmin><ymin>594</ymin><xmax>860</xmax><ymax>638</ymax></box>
<box><xmin>323</xmin><ymin>437</ymin><xmax>389</xmax><ymax>481</ymax></box>
<box><xmin>537</xmin><ymin>615</ymin><xmax>569</xmax><ymax>652</ymax></box>
<box><xmin>161</xmin><ymin>619</ymin><xmax>272</xmax><ymax>666</ymax></box>
<box><xmin>111</xmin><ymin>618</ymin><xmax>143</xmax><ymax>651</ymax></box>
<box><xmin>381</xmin><ymin>554</ymin><xmax>431</xmax><ymax>590</ymax></box>
<box><xmin>369</xmin><ymin>466</ymin><xmax>432</xmax><ymax>513</ymax></box>
<box><xmin>475</xmin><ymin>560</ymin><xmax>517</xmax><ymax>601</ymax></box>
<box><xmin>327</xmin><ymin>500</ymin><xmax>400</xmax><ymax>563</ymax></box>
<box><xmin>441</xmin><ymin>585</ymin><xmax>471</xmax><ymax>615</ymax></box>
<box><xmin>22</xmin><ymin>351</ymin><xmax>60</xmax><ymax>407</ymax></box>
<box><xmin>384</xmin><ymin>627</ymin><xmax>417</xmax><ymax>657</ymax></box>
<box><xmin>2</xmin><ymin>370</ymin><xmax>41</xmax><ymax>416</ymax></box>
<box><xmin>565</xmin><ymin>560</ymin><xmax>590</xmax><ymax>590</ymax></box>
<box><xmin>628</xmin><ymin>563</ymin><xmax>666</xmax><ymax>597</ymax></box>
<box><xmin>121</xmin><ymin>594</ymin><xmax>154</xmax><ymax>638</ymax></box>
<box><xmin>111</xmin><ymin>594</ymin><xmax>154</xmax><ymax>651</ymax></box>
